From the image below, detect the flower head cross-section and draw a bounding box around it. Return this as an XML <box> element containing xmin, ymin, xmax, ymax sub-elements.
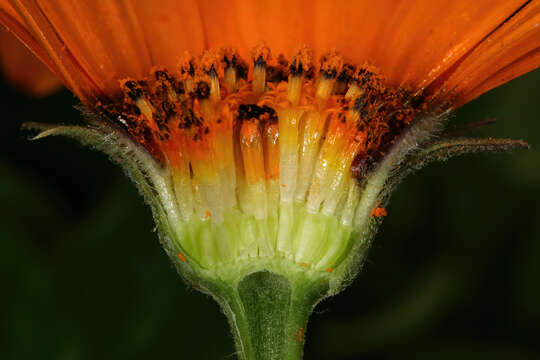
<box><xmin>1</xmin><ymin>1</ymin><xmax>540</xmax><ymax>359</ymax></box>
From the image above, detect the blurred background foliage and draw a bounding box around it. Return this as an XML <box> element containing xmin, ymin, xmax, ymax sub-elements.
<box><xmin>0</xmin><ymin>69</ymin><xmax>539</xmax><ymax>360</ymax></box>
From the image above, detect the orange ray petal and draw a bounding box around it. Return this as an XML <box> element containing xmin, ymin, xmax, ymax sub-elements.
<box><xmin>197</xmin><ymin>0</ymin><xmax>531</xmax><ymax>92</ymax></box>
<box><xmin>2</xmin><ymin>0</ymin><xmax>101</xmax><ymax>103</ymax></box>
<box><xmin>1</xmin><ymin>0</ymin><xmax>539</xmax><ymax>109</ymax></box>
<box><xmin>460</xmin><ymin>48</ymin><xmax>540</xmax><ymax>107</ymax></box>
<box><xmin>6</xmin><ymin>0</ymin><xmax>156</xmax><ymax>103</ymax></box>
<box><xmin>0</xmin><ymin>1</ymin><xmax>68</xmax><ymax>88</ymax></box>
<box><xmin>130</xmin><ymin>0</ymin><xmax>206</xmax><ymax>70</ymax></box>
<box><xmin>438</xmin><ymin>1</ymin><xmax>540</xmax><ymax>106</ymax></box>
<box><xmin>0</xmin><ymin>28</ymin><xmax>61</xmax><ymax>96</ymax></box>
<box><xmin>311</xmin><ymin>0</ymin><xmax>532</xmax><ymax>92</ymax></box>
<box><xmin>198</xmin><ymin>0</ymin><xmax>315</xmax><ymax>61</ymax></box>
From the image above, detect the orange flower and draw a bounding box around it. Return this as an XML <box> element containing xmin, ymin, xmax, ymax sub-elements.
<box><xmin>1</xmin><ymin>0</ymin><xmax>538</xmax><ymax>267</ymax></box>
<box><xmin>2</xmin><ymin>3</ymin><xmax>539</xmax><ymax>358</ymax></box>
<box><xmin>1</xmin><ymin>0</ymin><xmax>539</xmax><ymax>106</ymax></box>
<box><xmin>0</xmin><ymin>27</ymin><xmax>61</xmax><ymax>96</ymax></box>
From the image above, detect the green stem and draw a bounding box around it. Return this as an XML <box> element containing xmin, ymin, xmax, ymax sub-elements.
<box><xmin>213</xmin><ymin>270</ymin><xmax>327</xmax><ymax>360</ymax></box>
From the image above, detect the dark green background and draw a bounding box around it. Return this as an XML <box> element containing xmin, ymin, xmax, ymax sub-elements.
<box><xmin>1</xmin><ymin>70</ymin><xmax>539</xmax><ymax>360</ymax></box>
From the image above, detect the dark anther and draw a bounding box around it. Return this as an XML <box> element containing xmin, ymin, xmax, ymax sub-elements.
<box><xmin>267</xmin><ymin>54</ymin><xmax>289</xmax><ymax>83</ymax></box>
<box><xmin>254</xmin><ymin>55</ymin><xmax>266</xmax><ymax>68</ymax></box>
<box><xmin>224</xmin><ymin>55</ymin><xmax>248</xmax><ymax>79</ymax></box>
<box><xmin>238</xmin><ymin>104</ymin><xmax>277</xmax><ymax>122</ymax></box>
<box><xmin>289</xmin><ymin>58</ymin><xmax>303</xmax><ymax>77</ymax></box>
<box><xmin>337</xmin><ymin>64</ymin><xmax>355</xmax><ymax>83</ymax></box>
<box><xmin>353</xmin><ymin>96</ymin><xmax>367</xmax><ymax>113</ymax></box>
<box><xmin>154</xmin><ymin>69</ymin><xmax>171</xmax><ymax>82</ymax></box>
<box><xmin>181</xmin><ymin>61</ymin><xmax>195</xmax><ymax>76</ymax></box>
<box><xmin>173</xmin><ymin>81</ymin><xmax>185</xmax><ymax>95</ymax></box>
<box><xmin>179</xmin><ymin>109</ymin><xmax>201</xmax><ymax>129</ymax></box>
<box><xmin>207</xmin><ymin>65</ymin><xmax>218</xmax><ymax>78</ymax></box>
<box><xmin>322</xmin><ymin>68</ymin><xmax>338</xmax><ymax>79</ymax></box>
<box><xmin>236</xmin><ymin>61</ymin><xmax>248</xmax><ymax>79</ymax></box>
<box><xmin>360</xmin><ymin>71</ymin><xmax>372</xmax><ymax>85</ymax></box>
<box><xmin>223</xmin><ymin>55</ymin><xmax>232</xmax><ymax>68</ymax></box>
<box><xmin>154</xmin><ymin>84</ymin><xmax>168</xmax><ymax>103</ymax></box>
<box><xmin>123</xmin><ymin>80</ymin><xmax>143</xmax><ymax>100</ymax></box>
<box><xmin>223</xmin><ymin>55</ymin><xmax>236</xmax><ymax>69</ymax></box>
<box><xmin>194</xmin><ymin>81</ymin><xmax>210</xmax><ymax>99</ymax></box>
<box><xmin>161</xmin><ymin>101</ymin><xmax>177</xmax><ymax>120</ymax></box>
<box><xmin>267</xmin><ymin>65</ymin><xmax>288</xmax><ymax>83</ymax></box>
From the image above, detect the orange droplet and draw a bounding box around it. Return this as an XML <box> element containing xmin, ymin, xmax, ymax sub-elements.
<box><xmin>205</xmin><ymin>210</ymin><xmax>211</xmax><ymax>219</ymax></box>
<box><xmin>281</xmin><ymin>183</ymin><xmax>286</xmax><ymax>188</ymax></box>
<box><xmin>370</xmin><ymin>207</ymin><xmax>387</xmax><ymax>218</ymax></box>
<box><xmin>177</xmin><ymin>253</ymin><xmax>186</xmax><ymax>262</ymax></box>
<box><xmin>297</xmin><ymin>327</ymin><xmax>303</xmax><ymax>342</ymax></box>
<box><xmin>300</xmin><ymin>262</ymin><xmax>308</xmax><ymax>267</ymax></box>
<box><xmin>326</xmin><ymin>267</ymin><xmax>334</xmax><ymax>273</ymax></box>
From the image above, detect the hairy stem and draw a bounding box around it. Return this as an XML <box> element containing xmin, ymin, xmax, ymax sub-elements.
<box><xmin>209</xmin><ymin>270</ymin><xmax>328</xmax><ymax>360</ymax></box>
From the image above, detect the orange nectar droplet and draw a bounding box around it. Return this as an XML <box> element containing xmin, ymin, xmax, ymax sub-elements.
<box><xmin>177</xmin><ymin>253</ymin><xmax>186</xmax><ymax>262</ymax></box>
<box><xmin>205</xmin><ymin>210</ymin><xmax>211</xmax><ymax>219</ymax></box>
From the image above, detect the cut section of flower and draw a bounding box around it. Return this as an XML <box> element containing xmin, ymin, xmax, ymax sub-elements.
<box><xmin>4</xmin><ymin>1</ymin><xmax>540</xmax><ymax>359</ymax></box>
<box><xmin>94</xmin><ymin>45</ymin><xmax>423</xmax><ymax>273</ymax></box>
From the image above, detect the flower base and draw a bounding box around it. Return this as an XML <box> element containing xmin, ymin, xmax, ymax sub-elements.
<box><xmin>168</xmin><ymin>203</ymin><xmax>355</xmax><ymax>272</ymax></box>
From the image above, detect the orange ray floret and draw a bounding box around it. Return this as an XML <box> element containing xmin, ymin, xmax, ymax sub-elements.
<box><xmin>441</xmin><ymin>1</ymin><xmax>540</xmax><ymax>106</ymax></box>
<box><xmin>0</xmin><ymin>29</ymin><xmax>61</xmax><ymax>96</ymax></box>
<box><xmin>1</xmin><ymin>1</ymin><xmax>538</xmax><ymax>106</ymax></box>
